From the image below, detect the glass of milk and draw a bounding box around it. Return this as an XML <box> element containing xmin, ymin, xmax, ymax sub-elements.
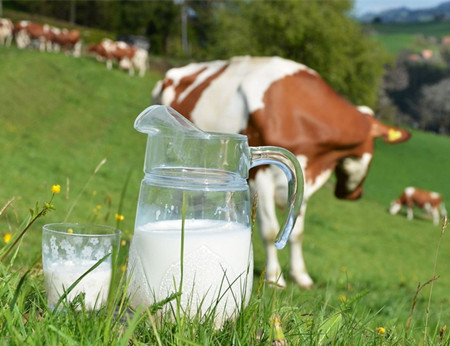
<box><xmin>42</xmin><ymin>223</ymin><xmax>121</xmax><ymax>310</ymax></box>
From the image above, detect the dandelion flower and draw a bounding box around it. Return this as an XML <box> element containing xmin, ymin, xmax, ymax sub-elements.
<box><xmin>121</xmin><ymin>240</ymin><xmax>126</xmax><ymax>246</ymax></box>
<box><xmin>377</xmin><ymin>327</ymin><xmax>386</xmax><ymax>335</ymax></box>
<box><xmin>51</xmin><ymin>184</ymin><xmax>61</xmax><ymax>194</ymax></box>
<box><xmin>121</xmin><ymin>265</ymin><xmax>127</xmax><ymax>272</ymax></box>
<box><xmin>67</xmin><ymin>228</ymin><xmax>74</xmax><ymax>234</ymax></box>
<box><xmin>3</xmin><ymin>233</ymin><xmax>12</xmax><ymax>244</ymax></box>
<box><xmin>115</xmin><ymin>213</ymin><xmax>125</xmax><ymax>222</ymax></box>
<box><xmin>96</xmin><ymin>205</ymin><xmax>102</xmax><ymax>210</ymax></box>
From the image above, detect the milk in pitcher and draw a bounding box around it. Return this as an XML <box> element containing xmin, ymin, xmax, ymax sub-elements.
<box><xmin>128</xmin><ymin>219</ymin><xmax>253</xmax><ymax>324</ymax></box>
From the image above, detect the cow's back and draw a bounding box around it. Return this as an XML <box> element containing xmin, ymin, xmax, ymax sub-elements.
<box><xmin>156</xmin><ymin>56</ymin><xmax>372</xmax><ymax>153</ymax></box>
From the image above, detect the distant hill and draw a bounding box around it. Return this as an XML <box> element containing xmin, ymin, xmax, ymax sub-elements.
<box><xmin>359</xmin><ymin>1</ymin><xmax>450</xmax><ymax>23</ymax></box>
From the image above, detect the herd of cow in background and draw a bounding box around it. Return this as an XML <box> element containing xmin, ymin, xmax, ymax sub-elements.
<box><xmin>0</xmin><ymin>17</ymin><xmax>148</xmax><ymax>77</ymax></box>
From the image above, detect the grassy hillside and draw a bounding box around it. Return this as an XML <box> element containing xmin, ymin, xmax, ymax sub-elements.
<box><xmin>366</xmin><ymin>21</ymin><xmax>450</xmax><ymax>54</ymax></box>
<box><xmin>1</xmin><ymin>45</ymin><xmax>450</xmax><ymax>342</ymax></box>
<box><xmin>0</xmin><ymin>46</ymin><xmax>157</xmax><ymax>262</ymax></box>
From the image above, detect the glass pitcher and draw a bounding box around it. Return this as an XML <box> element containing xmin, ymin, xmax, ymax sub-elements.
<box><xmin>127</xmin><ymin>105</ymin><xmax>303</xmax><ymax>327</ymax></box>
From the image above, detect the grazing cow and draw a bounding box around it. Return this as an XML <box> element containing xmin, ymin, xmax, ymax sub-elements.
<box><xmin>152</xmin><ymin>56</ymin><xmax>411</xmax><ymax>288</ymax></box>
<box><xmin>88</xmin><ymin>39</ymin><xmax>148</xmax><ymax>77</ymax></box>
<box><xmin>0</xmin><ymin>18</ymin><xmax>14</xmax><ymax>46</ymax></box>
<box><xmin>14</xmin><ymin>21</ymin><xmax>51</xmax><ymax>51</ymax></box>
<box><xmin>390</xmin><ymin>187</ymin><xmax>447</xmax><ymax>225</ymax></box>
<box><xmin>51</xmin><ymin>28</ymin><xmax>82</xmax><ymax>57</ymax></box>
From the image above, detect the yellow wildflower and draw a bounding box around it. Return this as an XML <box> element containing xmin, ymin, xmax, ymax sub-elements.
<box><xmin>3</xmin><ymin>233</ymin><xmax>12</xmax><ymax>244</ymax></box>
<box><xmin>67</xmin><ymin>228</ymin><xmax>74</xmax><ymax>234</ymax></box>
<box><xmin>271</xmin><ymin>314</ymin><xmax>286</xmax><ymax>345</ymax></box>
<box><xmin>51</xmin><ymin>184</ymin><xmax>61</xmax><ymax>194</ymax></box>
<box><xmin>377</xmin><ymin>327</ymin><xmax>386</xmax><ymax>335</ymax></box>
<box><xmin>121</xmin><ymin>265</ymin><xmax>127</xmax><ymax>272</ymax></box>
<box><xmin>121</xmin><ymin>240</ymin><xmax>126</xmax><ymax>246</ymax></box>
<box><xmin>338</xmin><ymin>295</ymin><xmax>347</xmax><ymax>303</ymax></box>
<box><xmin>115</xmin><ymin>213</ymin><xmax>125</xmax><ymax>222</ymax></box>
<box><xmin>96</xmin><ymin>205</ymin><xmax>102</xmax><ymax>210</ymax></box>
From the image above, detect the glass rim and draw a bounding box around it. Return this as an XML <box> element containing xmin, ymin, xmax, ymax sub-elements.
<box><xmin>42</xmin><ymin>223</ymin><xmax>121</xmax><ymax>237</ymax></box>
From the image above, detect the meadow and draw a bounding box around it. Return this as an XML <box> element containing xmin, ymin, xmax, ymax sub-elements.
<box><xmin>365</xmin><ymin>20</ymin><xmax>450</xmax><ymax>54</ymax></box>
<box><xmin>1</xmin><ymin>45</ymin><xmax>450</xmax><ymax>344</ymax></box>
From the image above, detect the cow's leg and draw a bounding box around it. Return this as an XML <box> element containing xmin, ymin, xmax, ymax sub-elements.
<box><xmin>406</xmin><ymin>206</ymin><xmax>414</xmax><ymax>220</ymax></box>
<box><xmin>73</xmin><ymin>41</ymin><xmax>82</xmax><ymax>57</ymax></box>
<box><xmin>139</xmin><ymin>65</ymin><xmax>146</xmax><ymax>77</ymax></box>
<box><xmin>39</xmin><ymin>38</ymin><xmax>46</xmax><ymax>52</ymax></box>
<box><xmin>15</xmin><ymin>31</ymin><xmax>29</xmax><ymax>49</ymax></box>
<box><xmin>289</xmin><ymin>204</ymin><xmax>313</xmax><ymax>289</ymax></box>
<box><xmin>106</xmin><ymin>59</ymin><xmax>113</xmax><ymax>70</ymax></box>
<box><xmin>252</xmin><ymin>168</ymin><xmax>286</xmax><ymax>288</ymax></box>
<box><xmin>431</xmin><ymin>207</ymin><xmax>440</xmax><ymax>226</ymax></box>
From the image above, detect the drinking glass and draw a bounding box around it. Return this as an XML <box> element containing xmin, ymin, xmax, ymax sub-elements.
<box><xmin>42</xmin><ymin>223</ymin><xmax>121</xmax><ymax>310</ymax></box>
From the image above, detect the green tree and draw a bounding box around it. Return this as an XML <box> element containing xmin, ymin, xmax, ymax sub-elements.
<box><xmin>207</xmin><ymin>0</ymin><xmax>387</xmax><ymax>106</ymax></box>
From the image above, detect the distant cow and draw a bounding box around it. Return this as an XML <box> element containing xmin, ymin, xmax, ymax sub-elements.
<box><xmin>0</xmin><ymin>18</ymin><xmax>14</xmax><ymax>46</ymax></box>
<box><xmin>14</xmin><ymin>21</ymin><xmax>50</xmax><ymax>51</ymax></box>
<box><xmin>50</xmin><ymin>28</ymin><xmax>82</xmax><ymax>57</ymax></box>
<box><xmin>152</xmin><ymin>56</ymin><xmax>411</xmax><ymax>288</ymax></box>
<box><xmin>390</xmin><ymin>187</ymin><xmax>447</xmax><ymax>225</ymax></box>
<box><xmin>88</xmin><ymin>39</ymin><xmax>148</xmax><ymax>77</ymax></box>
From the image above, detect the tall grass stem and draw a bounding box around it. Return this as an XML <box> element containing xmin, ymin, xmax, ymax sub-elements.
<box><xmin>64</xmin><ymin>158</ymin><xmax>107</xmax><ymax>222</ymax></box>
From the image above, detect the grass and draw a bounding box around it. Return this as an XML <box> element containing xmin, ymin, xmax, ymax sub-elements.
<box><xmin>1</xmin><ymin>44</ymin><xmax>450</xmax><ymax>344</ymax></box>
<box><xmin>365</xmin><ymin>21</ymin><xmax>450</xmax><ymax>55</ymax></box>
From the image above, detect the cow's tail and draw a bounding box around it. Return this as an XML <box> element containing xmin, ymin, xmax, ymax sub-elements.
<box><xmin>151</xmin><ymin>79</ymin><xmax>163</xmax><ymax>104</ymax></box>
<box><xmin>440</xmin><ymin>202</ymin><xmax>448</xmax><ymax>218</ymax></box>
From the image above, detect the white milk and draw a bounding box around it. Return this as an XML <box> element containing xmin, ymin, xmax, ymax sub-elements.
<box><xmin>128</xmin><ymin>219</ymin><xmax>253</xmax><ymax>326</ymax></box>
<box><xmin>44</xmin><ymin>260</ymin><xmax>112</xmax><ymax>310</ymax></box>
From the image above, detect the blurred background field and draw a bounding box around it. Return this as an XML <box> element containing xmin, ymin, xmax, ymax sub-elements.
<box><xmin>1</xmin><ymin>42</ymin><xmax>450</xmax><ymax>341</ymax></box>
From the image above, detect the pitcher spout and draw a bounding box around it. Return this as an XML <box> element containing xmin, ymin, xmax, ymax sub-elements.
<box><xmin>134</xmin><ymin>105</ymin><xmax>210</xmax><ymax>139</ymax></box>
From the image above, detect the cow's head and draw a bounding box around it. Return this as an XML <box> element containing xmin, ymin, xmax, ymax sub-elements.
<box><xmin>389</xmin><ymin>199</ymin><xmax>402</xmax><ymax>215</ymax></box>
<box><xmin>334</xmin><ymin>110</ymin><xmax>411</xmax><ymax>200</ymax></box>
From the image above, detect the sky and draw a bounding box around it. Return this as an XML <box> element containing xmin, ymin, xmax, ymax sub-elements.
<box><xmin>353</xmin><ymin>0</ymin><xmax>445</xmax><ymax>16</ymax></box>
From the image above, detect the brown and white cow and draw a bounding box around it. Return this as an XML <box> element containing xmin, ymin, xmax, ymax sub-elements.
<box><xmin>0</xmin><ymin>18</ymin><xmax>14</xmax><ymax>46</ymax></box>
<box><xmin>152</xmin><ymin>56</ymin><xmax>411</xmax><ymax>288</ymax></box>
<box><xmin>50</xmin><ymin>28</ymin><xmax>82</xmax><ymax>57</ymax></box>
<box><xmin>88</xmin><ymin>39</ymin><xmax>148</xmax><ymax>77</ymax></box>
<box><xmin>14</xmin><ymin>21</ymin><xmax>51</xmax><ymax>51</ymax></box>
<box><xmin>390</xmin><ymin>187</ymin><xmax>447</xmax><ymax>225</ymax></box>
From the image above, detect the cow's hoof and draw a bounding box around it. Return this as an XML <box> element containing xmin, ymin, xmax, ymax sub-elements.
<box><xmin>290</xmin><ymin>272</ymin><xmax>314</xmax><ymax>289</ymax></box>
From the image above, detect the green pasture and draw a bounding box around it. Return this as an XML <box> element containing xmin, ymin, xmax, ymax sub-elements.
<box><xmin>366</xmin><ymin>21</ymin><xmax>450</xmax><ymax>54</ymax></box>
<box><xmin>1</xmin><ymin>45</ymin><xmax>450</xmax><ymax>344</ymax></box>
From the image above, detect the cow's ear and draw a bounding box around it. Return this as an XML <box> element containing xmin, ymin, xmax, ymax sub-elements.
<box><xmin>370</xmin><ymin>119</ymin><xmax>411</xmax><ymax>143</ymax></box>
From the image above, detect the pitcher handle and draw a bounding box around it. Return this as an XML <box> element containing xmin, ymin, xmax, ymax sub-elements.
<box><xmin>250</xmin><ymin>146</ymin><xmax>304</xmax><ymax>249</ymax></box>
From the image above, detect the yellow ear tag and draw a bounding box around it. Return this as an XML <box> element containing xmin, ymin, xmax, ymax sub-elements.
<box><xmin>388</xmin><ymin>129</ymin><xmax>402</xmax><ymax>142</ymax></box>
